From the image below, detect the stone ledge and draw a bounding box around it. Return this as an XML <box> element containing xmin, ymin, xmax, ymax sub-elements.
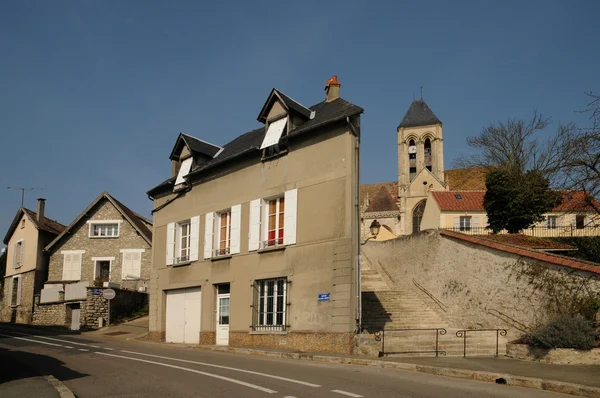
<box><xmin>507</xmin><ymin>343</ymin><xmax>600</xmax><ymax>365</ymax></box>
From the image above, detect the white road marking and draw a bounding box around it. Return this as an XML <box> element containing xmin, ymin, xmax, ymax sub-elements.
<box><xmin>3</xmin><ymin>330</ymin><xmax>91</xmax><ymax>347</ymax></box>
<box><xmin>78</xmin><ymin>349</ymin><xmax>89</xmax><ymax>352</ymax></box>
<box><xmin>0</xmin><ymin>333</ymin><xmax>65</xmax><ymax>347</ymax></box>
<box><xmin>64</xmin><ymin>346</ymin><xmax>74</xmax><ymax>349</ymax></box>
<box><xmin>120</xmin><ymin>350</ymin><xmax>320</xmax><ymax>387</ymax></box>
<box><xmin>96</xmin><ymin>352</ymin><xmax>277</xmax><ymax>394</ymax></box>
<box><xmin>331</xmin><ymin>390</ymin><xmax>363</xmax><ymax>398</ymax></box>
<box><xmin>103</xmin><ymin>347</ymin><xmax>114</xmax><ymax>350</ymax></box>
<box><xmin>90</xmin><ymin>345</ymin><xmax>100</xmax><ymax>348</ymax></box>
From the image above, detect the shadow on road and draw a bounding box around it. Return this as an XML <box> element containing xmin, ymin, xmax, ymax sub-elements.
<box><xmin>0</xmin><ymin>346</ymin><xmax>88</xmax><ymax>385</ymax></box>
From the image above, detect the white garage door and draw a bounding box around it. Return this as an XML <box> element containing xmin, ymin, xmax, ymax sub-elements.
<box><xmin>165</xmin><ymin>287</ymin><xmax>201</xmax><ymax>344</ymax></box>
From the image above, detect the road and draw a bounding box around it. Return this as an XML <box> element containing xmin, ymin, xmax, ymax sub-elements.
<box><xmin>0</xmin><ymin>324</ymin><xmax>570</xmax><ymax>398</ymax></box>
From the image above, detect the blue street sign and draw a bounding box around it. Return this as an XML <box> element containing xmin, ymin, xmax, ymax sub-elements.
<box><xmin>91</xmin><ymin>289</ymin><xmax>101</xmax><ymax>295</ymax></box>
<box><xmin>318</xmin><ymin>293</ymin><xmax>330</xmax><ymax>301</ymax></box>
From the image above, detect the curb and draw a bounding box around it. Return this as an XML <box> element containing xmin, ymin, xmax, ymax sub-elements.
<box><xmin>44</xmin><ymin>375</ymin><xmax>75</xmax><ymax>398</ymax></box>
<box><xmin>193</xmin><ymin>346</ymin><xmax>600</xmax><ymax>398</ymax></box>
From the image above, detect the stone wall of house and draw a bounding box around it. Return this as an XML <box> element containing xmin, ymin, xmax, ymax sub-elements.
<box><xmin>32</xmin><ymin>296</ymin><xmax>67</xmax><ymax>326</ymax></box>
<box><xmin>0</xmin><ymin>270</ymin><xmax>36</xmax><ymax>323</ymax></box>
<box><xmin>361</xmin><ymin>230</ymin><xmax>600</xmax><ymax>341</ymax></box>
<box><xmin>82</xmin><ymin>287</ymin><xmax>148</xmax><ymax>328</ymax></box>
<box><xmin>47</xmin><ymin>198</ymin><xmax>151</xmax><ymax>289</ymax></box>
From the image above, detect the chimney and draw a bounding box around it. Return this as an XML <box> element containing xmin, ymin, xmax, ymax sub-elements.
<box><xmin>325</xmin><ymin>75</ymin><xmax>341</xmax><ymax>102</ymax></box>
<box><xmin>37</xmin><ymin>198</ymin><xmax>46</xmax><ymax>225</ymax></box>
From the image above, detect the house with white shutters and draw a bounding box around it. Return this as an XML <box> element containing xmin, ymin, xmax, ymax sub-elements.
<box><xmin>147</xmin><ymin>76</ymin><xmax>364</xmax><ymax>353</ymax></box>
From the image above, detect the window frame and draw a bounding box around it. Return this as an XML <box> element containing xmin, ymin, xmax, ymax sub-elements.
<box><xmin>120</xmin><ymin>249</ymin><xmax>144</xmax><ymax>280</ymax></box>
<box><xmin>14</xmin><ymin>240</ymin><xmax>24</xmax><ymax>268</ymax></box>
<box><xmin>575</xmin><ymin>214</ymin><xmax>586</xmax><ymax>229</ymax></box>
<box><xmin>61</xmin><ymin>250</ymin><xmax>84</xmax><ymax>281</ymax></box>
<box><xmin>459</xmin><ymin>216</ymin><xmax>472</xmax><ymax>231</ymax></box>
<box><xmin>176</xmin><ymin>220</ymin><xmax>192</xmax><ymax>263</ymax></box>
<box><xmin>9</xmin><ymin>275</ymin><xmax>22</xmax><ymax>307</ymax></box>
<box><xmin>547</xmin><ymin>215</ymin><xmax>558</xmax><ymax>229</ymax></box>
<box><xmin>262</xmin><ymin>196</ymin><xmax>285</xmax><ymax>249</ymax></box>
<box><xmin>88</xmin><ymin>220</ymin><xmax>121</xmax><ymax>238</ymax></box>
<box><xmin>252</xmin><ymin>277</ymin><xmax>288</xmax><ymax>332</ymax></box>
<box><xmin>215</xmin><ymin>210</ymin><xmax>232</xmax><ymax>256</ymax></box>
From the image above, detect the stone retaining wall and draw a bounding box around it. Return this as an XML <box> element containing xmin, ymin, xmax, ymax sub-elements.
<box><xmin>507</xmin><ymin>343</ymin><xmax>600</xmax><ymax>365</ymax></box>
<box><xmin>82</xmin><ymin>287</ymin><xmax>148</xmax><ymax>328</ymax></box>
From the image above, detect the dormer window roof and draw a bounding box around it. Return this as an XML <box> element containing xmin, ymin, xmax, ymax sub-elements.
<box><xmin>257</xmin><ymin>89</ymin><xmax>314</xmax><ymax>124</ymax></box>
<box><xmin>169</xmin><ymin>133</ymin><xmax>222</xmax><ymax>161</ymax></box>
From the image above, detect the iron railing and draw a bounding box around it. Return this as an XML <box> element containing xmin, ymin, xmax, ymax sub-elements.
<box><xmin>260</xmin><ymin>240</ymin><xmax>285</xmax><ymax>249</ymax></box>
<box><xmin>441</xmin><ymin>225</ymin><xmax>600</xmax><ymax>238</ymax></box>
<box><xmin>213</xmin><ymin>247</ymin><xmax>230</xmax><ymax>257</ymax></box>
<box><xmin>375</xmin><ymin>328</ymin><xmax>447</xmax><ymax>357</ymax></box>
<box><xmin>455</xmin><ymin>329</ymin><xmax>507</xmax><ymax>358</ymax></box>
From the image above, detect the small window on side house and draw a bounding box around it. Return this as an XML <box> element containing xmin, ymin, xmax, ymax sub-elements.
<box><xmin>576</xmin><ymin>215</ymin><xmax>585</xmax><ymax>229</ymax></box>
<box><xmin>460</xmin><ymin>216</ymin><xmax>471</xmax><ymax>231</ymax></box>
<box><xmin>547</xmin><ymin>216</ymin><xmax>558</xmax><ymax>229</ymax></box>
<box><xmin>91</xmin><ymin>223</ymin><xmax>119</xmax><ymax>238</ymax></box>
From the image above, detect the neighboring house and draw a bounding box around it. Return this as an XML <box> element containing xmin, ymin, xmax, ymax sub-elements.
<box><xmin>147</xmin><ymin>76</ymin><xmax>363</xmax><ymax>353</ymax></box>
<box><xmin>421</xmin><ymin>190</ymin><xmax>600</xmax><ymax>236</ymax></box>
<box><xmin>0</xmin><ymin>199</ymin><xmax>66</xmax><ymax>323</ymax></box>
<box><xmin>34</xmin><ymin>192</ymin><xmax>152</xmax><ymax>329</ymax></box>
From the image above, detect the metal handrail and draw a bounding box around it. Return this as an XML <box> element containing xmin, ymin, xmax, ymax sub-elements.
<box><xmin>375</xmin><ymin>328</ymin><xmax>447</xmax><ymax>358</ymax></box>
<box><xmin>455</xmin><ymin>329</ymin><xmax>507</xmax><ymax>358</ymax></box>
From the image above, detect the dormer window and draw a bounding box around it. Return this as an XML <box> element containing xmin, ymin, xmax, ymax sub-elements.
<box><xmin>175</xmin><ymin>157</ymin><xmax>193</xmax><ymax>186</ymax></box>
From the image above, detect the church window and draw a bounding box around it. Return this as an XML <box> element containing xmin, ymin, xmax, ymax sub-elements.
<box><xmin>424</xmin><ymin>138</ymin><xmax>432</xmax><ymax>172</ymax></box>
<box><xmin>408</xmin><ymin>139</ymin><xmax>417</xmax><ymax>181</ymax></box>
<box><xmin>412</xmin><ymin>200</ymin><xmax>426</xmax><ymax>234</ymax></box>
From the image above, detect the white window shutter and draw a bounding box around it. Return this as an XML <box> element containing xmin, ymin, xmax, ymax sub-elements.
<box><xmin>166</xmin><ymin>222</ymin><xmax>175</xmax><ymax>266</ymax></box>
<box><xmin>122</xmin><ymin>253</ymin><xmax>131</xmax><ymax>279</ymax></box>
<box><xmin>284</xmin><ymin>189</ymin><xmax>298</xmax><ymax>245</ymax></box>
<box><xmin>585</xmin><ymin>215</ymin><xmax>591</xmax><ymax>227</ymax></box>
<box><xmin>134</xmin><ymin>252</ymin><xmax>141</xmax><ymax>278</ymax></box>
<box><xmin>62</xmin><ymin>254</ymin><xmax>70</xmax><ymax>280</ymax></box>
<box><xmin>19</xmin><ymin>241</ymin><xmax>24</xmax><ymax>268</ymax></box>
<box><xmin>484</xmin><ymin>215</ymin><xmax>489</xmax><ymax>229</ymax></box>
<box><xmin>204</xmin><ymin>212</ymin><xmax>215</xmax><ymax>259</ymax></box>
<box><xmin>558</xmin><ymin>215</ymin><xmax>564</xmax><ymax>227</ymax></box>
<box><xmin>75</xmin><ymin>253</ymin><xmax>82</xmax><ymax>280</ymax></box>
<box><xmin>230</xmin><ymin>205</ymin><xmax>242</xmax><ymax>254</ymax></box>
<box><xmin>472</xmin><ymin>216</ymin><xmax>479</xmax><ymax>228</ymax></box>
<box><xmin>190</xmin><ymin>216</ymin><xmax>200</xmax><ymax>261</ymax></box>
<box><xmin>12</xmin><ymin>243</ymin><xmax>17</xmax><ymax>269</ymax></box>
<box><xmin>453</xmin><ymin>216</ymin><xmax>460</xmax><ymax>230</ymax></box>
<box><xmin>249</xmin><ymin>199</ymin><xmax>261</xmax><ymax>251</ymax></box>
<box><xmin>571</xmin><ymin>215</ymin><xmax>577</xmax><ymax>227</ymax></box>
<box><xmin>16</xmin><ymin>277</ymin><xmax>22</xmax><ymax>305</ymax></box>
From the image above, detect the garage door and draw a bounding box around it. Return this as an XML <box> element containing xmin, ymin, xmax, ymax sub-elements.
<box><xmin>165</xmin><ymin>287</ymin><xmax>201</xmax><ymax>344</ymax></box>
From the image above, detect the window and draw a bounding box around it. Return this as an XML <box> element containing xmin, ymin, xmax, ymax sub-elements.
<box><xmin>95</xmin><ymin>261</ymin><xmax>111</xmax><ymax>282</ymax></box>
<box><xmin>460</xmin><ymin>216</ymin><xmax>471</xmax><ymax>231</ymax></box>
<box><xmin>204</xmin><ymin>207</ymin><xmax>241</xmax><ymax>259</ymax></box>
<box><xmin>408</xmin><ymin>139</ymin><xmax>417</xmax><ymax>181</ymax></box>
<box><xmin>166</xmin><ymin>217</ymin><xmax>199</xmax><ymax>265</ymax></box>
<box><xmin>217</xmin><ymin>211</ymin><xmax>231</xmax><ymax>256</ymax></box>
<box><xmin>9</xmin><ymin>275</ymin><xmax>22</xmax><ymax>306</ymax></box>
<box><xmin>266</xmin><ymin>197</ymin><xmax>285</xmax><ymax>248</ymax></box>
<box><xmin>90</xmin><ymin>223</ymin><xmax>119</xmax><ymax>238</ymax></box>
<box><xmin>424</xmin><ymin>138</ymin><xmax>432</xmax><ymax>172</ymax></box>
<box><xmin>249</xmin><ymin>190</ymin><xmax>297</xmax><ymax>251</ymax></box>
<box><xmin>178</xmin><ymin>220</ymin><xmax>191</xmax><ymax>262</ymax></box>
<box><xmin>175</xmin><ymin>157</ymin><xmax>193</xmax><ymax>186</ymax></box>
<box><xmin>576</xmin><ymin>215</ymin><xmax>585</xmax><ymax>229</ymax></box>
<box><xmin>454</xmin><ymin>194</ymin><xmax>462</xmax><ymax>200</ymax></box>
<box><xmin>13</xmin><ymin>240</ymin><xmax>24</xmax><ymax>268</ymax></box>
<box><xmin>547</xmin><ymin>216</ymin><xmax>558</xmax><ymax>229</ymax></box>
<box><xmin>252</xmin><ymin>277</ymin><xmax>287</xmax><ymax>331</ymax></box>
<box><xmin>260</xmin><ymin>117</ymin><xmax>287</xmax><ymax>149</ymax></box>
<box><xmin>62</xmin><ymin>250</ymin><xmax>84</xmax><ymax>281</ymax></box>
<box><xmin>121</xmin><ymin>249</ymin><xmax>143</xmax><ymax>280</ymax></box>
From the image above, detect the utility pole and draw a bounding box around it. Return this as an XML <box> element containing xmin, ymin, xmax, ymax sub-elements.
<box><xmin>7</xmin><ymin>187</ymin><xmax>43</xmax><ymax>207</ymax></box>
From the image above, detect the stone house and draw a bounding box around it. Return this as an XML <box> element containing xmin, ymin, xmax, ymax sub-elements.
<box><xmin>0</xmin><ymin>199</ymin><xmax>66</xmax><ymax>323</ymax></box>
<box><xmin>33</xmin><ymin>191</ymin><xmax>152</xmax><ymax>329</ymax></box>
<box><xmin>147</xmin><ymin>76</ymin><xmax>363</xmax><ymax>353</ymax></box>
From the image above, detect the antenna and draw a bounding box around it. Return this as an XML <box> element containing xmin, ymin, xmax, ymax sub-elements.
<box><xmin>7</xmin><ymin>186</ymin><xmax>43</xmax><ymax>207</ymax></box>
<box><xmin>420</xmin><ymin>86</ymin><xmax>424</xmax><ymax>100</ymax></box>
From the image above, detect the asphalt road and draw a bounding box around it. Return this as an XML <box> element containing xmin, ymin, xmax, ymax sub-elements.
<box><xmin>0</xmin><ymin>324</ymin><xmax>571</xmax><ymax>398</ymax></box>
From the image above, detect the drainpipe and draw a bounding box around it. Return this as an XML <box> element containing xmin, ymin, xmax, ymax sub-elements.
<box><xmin>346</xmin><ymin>116</ymin><xmax>361</xmax><ymax>334</ymax></box>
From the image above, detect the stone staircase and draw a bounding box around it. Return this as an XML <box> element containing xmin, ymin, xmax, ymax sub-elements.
<box><xmin>360</xmin><ymin>257</ymin><xmax>507</xmax><ymax>357</ymax></box>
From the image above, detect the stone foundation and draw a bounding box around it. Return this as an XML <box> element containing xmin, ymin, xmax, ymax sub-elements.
<box><xmin>507</xmin><ymin>343</ymin><xmax>600</xmax><ymax>365</ymax></box>
<box><xmin>229</xmin><ymin>331</ymin><xmax>354</xmax><ymax>354</ymax></box>
<box><xmin>147</xmin><ymin>331</ymin><xmax>166</xmax><ymax>341</ymax></box>
<box><xmin>1</xmin><ymin>270</ymin><xmax>36</xmax><ymax>324</ymax></box>
<box><xmin>32</xmin><ymin>300</ymin><xmax>68</xmax><ymax>326</ymax></box>
<box><xmin>200</xmin><ymin>331</ymin><xmax>216</xmax><ymax>345</ymax></box>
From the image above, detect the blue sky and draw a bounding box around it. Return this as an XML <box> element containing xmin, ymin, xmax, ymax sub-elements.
<box><xmin>1</xmin><ymin>0</ymin><xmax>598</xmax><ymax>237</ymax></box>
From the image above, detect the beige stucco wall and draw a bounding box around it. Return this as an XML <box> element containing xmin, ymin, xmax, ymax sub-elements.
<box><xmin>361</xmin><ymin>231</ymin><xmax>600</xmax><ymax>341</ymax></box>
<box><xmin>5</xmin><ymin>214</ymin><xmax>40</xmax><ymax>277</ymax></box>
<box><xmin>150</xmin><ymin>121</ymin><xmax>359</xmax><ymax>344</ymax></box>
<box><xmin>47</xmin><ymin>199</ymin><xmax>151</xmax><ymax>289</ymax></box>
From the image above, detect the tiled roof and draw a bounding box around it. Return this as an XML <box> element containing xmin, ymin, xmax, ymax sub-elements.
<box><xmin>445</xmin><ymin>167</ymin><xmax>488</xmax><ymax>190</ymax></box>
<box><xmin>365</xmin><ymin>186</ymin><xmax>399</xmax><ymax>213</ymax></box>
<box><xmin>360</xmin><ymin>182</ymin><xmax>397</xmax><ymax>209</ymax></box>
<box><xmin>22</xmin><ymin>208</ymin><xmax>66</xmax><ymax>235</ymax></box>
<box><xmin>554</xmin><ymin>191</ymin><xmax>600</xmax><ymax>212</ymax></box>
<box><xmin>469</xmin><ymin>234</ymin><xmax>575</xmax><ymax>250</ymax></box>
<box><xmin>441</xmin><ymin>230</ymin><xmax>600</xmax><ymax>276</ymax></box>
<box><xmin>398</xmin><ymin>99</ymin><xmax>442</xmax><ymax>129</ymax></box>
<box><xmin>431</xmin><ymin>191</ymin><xmax>485</xmax><ymax>211</ymax></box>
<box><xmin>149</xmin><ymin>96</ymin><xmax>364</xmax><ymax>196</ymax></box>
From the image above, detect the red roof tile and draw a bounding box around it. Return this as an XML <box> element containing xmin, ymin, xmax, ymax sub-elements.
<box><xmin>445</xmin><ymin>167</ymin><xmax>488</xmax><ymax>190</ymax></box>
<box><xmin>440</xmin><ymin>230</ymin><xmax>600</xmax><ymax>276</ymax></box>
<box><xmin>554</xmin><ymin>191</ymin><xmax>600</xmax><ymax>212</ymax></box>
<box><xmin>431</xmin><ymin>191</ymin><xmax>485</xmax><ymax>211</ymax></box>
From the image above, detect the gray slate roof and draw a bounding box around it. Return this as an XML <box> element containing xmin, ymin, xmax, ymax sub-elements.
<box><xmin>398</xmin><ymin>99</ymin><xmax>442</xmax><ymax>129</ymax></box>
<box><xmin>148</xmin><ymin>96</ymin><xmax>363</xmax><ymax>196</ymax></box>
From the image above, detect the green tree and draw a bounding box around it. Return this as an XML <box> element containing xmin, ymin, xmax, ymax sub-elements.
<box><xmin>484</xmin><ymin>168</ymin><xmax>562</xmax><ymax>233</ymax></box>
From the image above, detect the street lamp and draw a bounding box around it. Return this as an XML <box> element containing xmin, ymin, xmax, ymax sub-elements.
<box><xmin>362</xmin><ymin>220</ymin><xmax>381</xmax><ymax>245</ymax></box>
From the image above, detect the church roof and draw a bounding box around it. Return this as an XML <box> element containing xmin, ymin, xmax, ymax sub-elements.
<box><xmin>398</xmin><ymin>99</ymin><xmax>442</xmax><ymax>129</ymax></box>
<box><xmin>365</xmin><ymin>186</ymin><xmax>399</xmax><ymax>213</ymax></box>
<box><xmin>445</xmin><ymin>167</ymin><xmax>488</xmax><ymax>190</ymax></box>
<box><xmin>360</xmin><ymin>182</ymin><xmax>397</xmax><ymax>209</ymax></box>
